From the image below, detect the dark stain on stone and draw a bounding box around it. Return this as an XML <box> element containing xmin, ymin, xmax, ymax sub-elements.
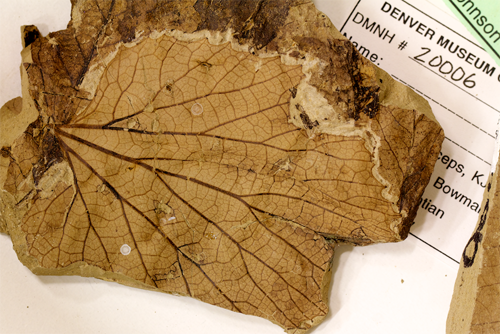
<box><xmin>347</xmin><ymin>44</ymin><xmax>380</xmax><ymax>120</ymax></box>
<box><xmin>0</xmin><ymin>147</ymin><xmax>11</xmax><ymax>158</ymax></box>
<box><xmin>463</xmin><ymin>198</ymin><xmax>489</xmax><ymax>268</ymax></box>
<box><xmin>32</xmin><ymin>132</ymin><xmax>64</xmax><ymax>186</ymax></box>
<box><xmin>296</xmin><ymin>104</ymin><xmax>319</xmax><ymax>130</ymax></box>
<box><xmin>194</xmin><ymin>0</ymin><xmax>292</xmax><ymax>51</ymax></box>
<box><xmin>23</xmin><ymin>26</ymin><xmax>41</xmax><ymax>48</ymax></box>
<box><xmin>292</xmin><ymin>36</ymin><xmax>324</xmax><ymax>53</ymax></box>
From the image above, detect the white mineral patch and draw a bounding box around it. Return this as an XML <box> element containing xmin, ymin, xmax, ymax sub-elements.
<box><xmin>191</xmin><ymin>102</ymin><xmax>203</xmax><ymax>116</ymax></box>
<box><xmin>120</xmin><ymin>244</ymin><xmax>131</xmax><ymax>256</ymax></box>
<box><xmin>144</xmin><ymin>103</ymin><xmax>154</xmax><ymax>113</ymax></box>
<box><xmin>151</xmin><ymin>119</ymin><xmax>160</xmax><ymax>132</ymax></box>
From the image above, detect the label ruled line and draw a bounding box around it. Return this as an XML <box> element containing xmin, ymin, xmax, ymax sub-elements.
<box><xmin>409</xmin><ymin>232</ymin><xmax>460</xmax><ymax>264</ymax></box>
<box><xmin>444</xmin><ymin>137</ymin><xmax>491</xmax><ymax>166</ymax></box>
<box><xmin>408</xmin><ymin>57</ymin><xmax>500</xmax><ymax>113</ymax></box>
<box><xmin>392</xmin><ymin>75</ymin><xmax>491</xmax><ymax>165</ymax></box>
<box><xmin>391</xmin><ymin>74</ymin><xmax>495</xmax><ymax>139</ymax></box>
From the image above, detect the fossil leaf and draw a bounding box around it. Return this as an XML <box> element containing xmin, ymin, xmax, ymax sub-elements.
<box><xmin>0</xmin><ymin>0</ymin><xmax>444</xmax><ymax>332</ymax></box>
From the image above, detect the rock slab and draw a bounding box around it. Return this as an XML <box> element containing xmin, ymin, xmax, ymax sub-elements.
<box><xmin>0</xmin><ymin>1</ymin><xmax>444</xmax><ymax>332</ymax></box>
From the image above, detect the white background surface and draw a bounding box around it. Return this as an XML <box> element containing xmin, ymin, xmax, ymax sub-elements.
<box><xmin>0</xmin><ymin>0</ymin><xmax>490</xmax><ymax>333</ymax></box>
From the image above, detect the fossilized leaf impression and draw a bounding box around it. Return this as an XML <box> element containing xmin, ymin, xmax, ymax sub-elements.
<box><xmin>0</xmin><ymin>1</ymin><xmax>444</xmax><ymax>332</ymax></box>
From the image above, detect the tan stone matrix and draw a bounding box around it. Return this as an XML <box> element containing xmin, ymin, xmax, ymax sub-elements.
<box><xmin>0</xmin><ymin>1</ymin><xmax>443</xmax><ymax>332</ymax></box>
<box><xmin>447</xmin><ymin>154</ymin><xmax>500</xmax><ymax>333</ymax></box>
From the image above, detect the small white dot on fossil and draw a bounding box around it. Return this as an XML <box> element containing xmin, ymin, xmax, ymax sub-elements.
<box><xmin>120</xmin><ymin>244</ymin><xmax>131</xmax><ymax>255</ymax></box>
<box><xmin>191</xmin><ymin>102</ymin><xmax>203</xmax><ymax>116</ymax></box>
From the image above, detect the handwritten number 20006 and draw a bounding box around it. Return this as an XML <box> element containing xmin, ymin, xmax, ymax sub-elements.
<box><xmin>414</xmin><ymin>47</ymin><xmax>476</xmax><ymax>89</ymax></box>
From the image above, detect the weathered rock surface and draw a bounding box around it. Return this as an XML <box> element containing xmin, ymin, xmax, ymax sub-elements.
<box><xmin>0</xmin><ymin>0</ymin><xmax>444</xmax><ymax>332</ymax></box>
